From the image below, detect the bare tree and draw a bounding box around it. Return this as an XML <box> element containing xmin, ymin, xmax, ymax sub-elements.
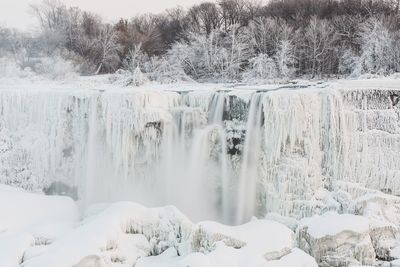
<box><xmin>187</xmin><ymin>2</ymin><xmax>221</xmax><ymax>35</ymax></box>
<box><xmin>94</xmin><ymin>25</ymin><xmax>120</xmax><ymax>74</ymax></box>
<box><xmin>219</xmin><ymin>0</ymin><xmax>248</xmax><ymax>30</ymax></box>
<box><xmin>302</xmin><ymin>17</ymin><xmax>338</xmax><ymax>77</ymax></box>
<box><xmin>245</xmin><ymin>17</ymin><xmax>277</xmax><ymax>55</ymax></box>
<box><xmin>30</xmin><ymin>0</ymin><xmax>68</xmax><ymax>31</ymax></box>
<box><xmin>129</xmin><ymin>14</ymin><xmax>163</xmax><ymax>55</ymax></box>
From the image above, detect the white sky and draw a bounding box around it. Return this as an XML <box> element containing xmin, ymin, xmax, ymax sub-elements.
<box><xmin>0</xmin><ymin>0</ymin><xmax>210</xmax><ymax>31</ymax></box>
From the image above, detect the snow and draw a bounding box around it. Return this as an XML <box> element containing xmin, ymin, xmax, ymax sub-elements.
<box><xmin>1</xmin><ymin>75</ymin><xmax>400</xmax><ymax>266</ymax></box>
<box><xmin>136</xmin><ymin>245</ymin><xmax>240</xmax><ymax>267</ymax></box>
<box><xmin>298</xmin><ymin>211</ymin><xmax>376</xmax><ymax>266</ymax></box>
<box><xmin>391</xmin><ymin>246</ymin><xmax>400</xmax><ymax>259</ymax></box>
<box><xmin>137</xmin><ymin>245</ymin><xmax>318</xmax><ymax>267</ymax></box>
<box><xmin>261</xmin><ymin>249</ymin><xmax>318</xmax><ymax>267</ymax></box>
<box><xmin>0</xmin><ymin>186</ymin><xmax>315</xmax><ymax>267</ymax></box>
<box><xmin>264</xmin><ymin>213</ymin><xmax>298</xmax><ymax>231</ymax></box>
<box><xmin>194</xmin><ymin>219</ymin><xmax>294</xmax><ymax>259</ymax></box>
<box><xmin>0</xmin><ymin>185</ymin><xmax>78</xmax><ymax>235</ymax></box>
<box><xmin>300</xmin><ymin>212</ymin><xmax>370</xmax><ymax>239</ymax></box>
<box><xmin>0</xmin><ymin>185</ymin><xmax>78</xmax><ymax>267</ymax></box>
<box><xmin>0</xmin><ymin>234</ymin><xmax>34</xmax><ymax>267</ymax></box>
<box><xmin>23</xmin><ymin>202</ymin><xmax>192</xmax><ymax>267</ymax></box>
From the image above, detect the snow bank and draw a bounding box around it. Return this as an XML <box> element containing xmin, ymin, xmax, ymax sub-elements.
<box><xmin>298</xmin><ymin>212</ymin><xmax>376</xmax><ymax>266</ymax></box>
<box><xmin>0</xmin><ymin>185</ymin><xmax>78</xmax><ymax>267</ymax></box>
<box><xmin>300</xmin><ymin>211</ymin><xmax>369</xmax><ymax>239</ymax></box>
<box><xmin>22</xmin><ymin>202</ymin><xmax>193</xmax><ymax>267</ymax></box>
<box><xmin>194</xmin><ymin>220</ymin><xmax>294</xmax><ymax>256</ymax></box>
<box><xmin>0</xmin><ymin>185</ymin><xmax>318</xmax><ymax>267</ymax></box>
<box><xmin>136</xmin><ymin>245</ymin><xmax>240</xmax><ymax>267</ymax></box>
<box><xmin>0</xmin><ymin>185</ymin><xmax>78</xmax><ymax>235</ymax></box>
<box><xmin>137</xmin><ymin>244</ymin><xmax>317</xmax><ymax>267</ymax></box>
<box><xmin>261</xmin><ymin>248</ymin><xmax>318</xmax><ymax>267</ymax></box>
<box><xmin>0</xmin><ymin>234</ymin><xmax>35</xmax><ymax>267</ymax></box>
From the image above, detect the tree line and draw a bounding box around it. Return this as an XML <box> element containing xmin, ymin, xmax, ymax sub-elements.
<box><xmin>1</xmin><ymin>0</ymin><xmax>400</xmax><ymax>82</ymax></box>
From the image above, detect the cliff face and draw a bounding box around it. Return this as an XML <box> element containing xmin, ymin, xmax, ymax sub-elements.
<box><xmin>1</xmin><ymin>81</ymin><xmax>399</xmax><ymax>224</ymax></box>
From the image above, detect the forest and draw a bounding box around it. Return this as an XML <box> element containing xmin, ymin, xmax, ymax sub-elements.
<box><xmin>1</xmin><ymin>0</ymin><xmax>400</xmax><ymax>83</ymax></box>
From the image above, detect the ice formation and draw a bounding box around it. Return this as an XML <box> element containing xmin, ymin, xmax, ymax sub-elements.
<box><xmin>1</xmin><ymin>78</ymin><xmax>400</xmax><ymax>266</ymax></box>
<box><xmin>1</xmin><ymin>80</ymin><xmax>400</xmax><ymax>225</ymax></box>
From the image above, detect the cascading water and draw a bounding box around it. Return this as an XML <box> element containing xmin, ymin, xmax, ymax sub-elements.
<box><xmin>1</xmin><ymin>84</ymin><xmax>400</xmax><ymax>225</ymax></box>
<box><xmin>236</xmin><ymin>93</ymin><xmax>264</xmax><ymax>224</ymax></box>
<box><xmin>151</xmin><ymin>91</ymin><xmax>235</xmax><ymax>223</ymax></box>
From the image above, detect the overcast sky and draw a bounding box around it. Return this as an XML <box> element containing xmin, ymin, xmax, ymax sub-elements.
<box><xmin>0</xmin><ymin>0</ymin><xmax>210</xmax><ymax>31</ymax></box>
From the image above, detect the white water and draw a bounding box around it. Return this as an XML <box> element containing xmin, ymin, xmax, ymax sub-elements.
<box><xmin>1</xmin><ymin>84</ymin><xmax>400</xmax><ymax>224</ymax></box>
<box><xmin>236</xmin><ymin>93</ymin><xmax>264</xmax><ymax>224</ymax></box>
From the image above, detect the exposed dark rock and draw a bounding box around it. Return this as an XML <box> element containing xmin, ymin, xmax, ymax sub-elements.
<box><xmin>44</xmin><ymin>181</ymin><xmax>78</xmax><ymax>200</ymax></box>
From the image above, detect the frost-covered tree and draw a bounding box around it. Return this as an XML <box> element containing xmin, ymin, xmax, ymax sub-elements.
<box><xmin>30</xmin><ymin>0</ymin><xmax>69</xmax><ymax>52</ymax></box>
<box><xmin>168</xmin><ymin>26</ymin><xmax>250</xmax><ymax>81</ymax></box>
<box><xmin>339</xmin><ymin>48</ymin><xmax>361</xmax><ymax>77</ymax></box>
<box><xmin>302</xmin><ymin>17</ymin><xmax>338</xmax><ymax>78</ymax></box>
<box><xmin>30</xmin><ymin>0</ymin><xmax>68</xmax><ymax>31</ymax></box>
<box><xmin>223</xmin><ymin>26</ymin><xmax>252</xmax><ymax>80</ymax></box>
<box><xmin>391</xmin><ymin>31</ymin><xmax>400</xmax><ymax>73</ymax></box>
<box><xmin>275</xmin><ymin>40</ymin><xmax>296</xmax><ymax>79</ymax></box>
<box><xmin>123</xmin><ymin>44</ymin><xmax>148</xmax><ymax>73</ymax></box>
<box><xmin>357</xmin><ymin>17</ymin><xmax>394</xmax><ymax>75</ymax></box>
<box><xmin>144</xmin><ymin>56</ymin><xmax>191</xmax><ymax>83</ymax></box>
<box><xmin>243</xmin><ymin>53</ymin><xmax>278</xmax><ymax>82</ymax></box>
<box><xmin>94</xmin><ymin>25</ymin><xmax>121</xmax><ymax>74</ymax></box>
<box><xmin>131</xmin><ymin>66</ymin><xmax>149</xmax><ymax>86</ymax></box>
<box><xmin>4</xmin><ymin>0</ymin><xmax>400</xmax><ymax>80</ymax></box>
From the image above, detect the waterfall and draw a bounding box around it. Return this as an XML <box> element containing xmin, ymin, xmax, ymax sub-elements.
<box><xmin>209</xmin><ymin>92</ymin><xmax>226</xmax><ymax>124</ymax></box>
<box><xmin>236</xmin><ymin>93</ymin><xmax>264</xmax><ymax>224</ymax></box>
<box><xmin>151</xmin><ymin>91</ymin><xmax>231</xmax><ymax>222</ymax></box>
<box><xmin>207</xmin><ymin>92</ymin><xmax>231</xmax><ymax>222</ymax></box>
<box><xmin>1</xmin><ymin>85</ymin><xmax>400</xmax><ymax>225</ymax></box>
<box><xmin>84</xmin><ymin>96</ymin><xmax>98</xmax><ymax>207</ymax></box>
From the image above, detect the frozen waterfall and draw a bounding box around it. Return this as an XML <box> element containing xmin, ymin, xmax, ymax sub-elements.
<box><xmin>1</xmin><ymin>83</ymin><xmax>400</xmax><ymax>224</ymax></box>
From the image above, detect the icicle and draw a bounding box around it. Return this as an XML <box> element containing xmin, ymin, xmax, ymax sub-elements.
<box><xmin>2</xmin><ymin>85</ymin><xmax>400</xmax><ymax>224</ymax></box>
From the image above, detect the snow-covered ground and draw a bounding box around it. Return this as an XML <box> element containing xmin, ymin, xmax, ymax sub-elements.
<box><xmin>3</xmin><ymin>183</ymin><xmax>400</xmax><ymax>266</ymax></box>
<box><xmin>0</xmin><ymin>184</ymin><xmax>312</xmax><ymax>267</ymax></box>
<box><xmin>1</xmin><ymin>75</ymin><xmax>400</xmax><ymax>266</ymax></box>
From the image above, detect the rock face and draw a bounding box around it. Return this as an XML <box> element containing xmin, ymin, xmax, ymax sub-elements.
<box><xmin>354</xmin><ymin>193</ymin><xmax>400</xmax><ymax>261</ymax></box>
<box><xmin>298</xmin><ymin>212</ymin><xmax>376</xmax><ymax>267</ymax></box>
<box><xmin>43</xmin><ymin>181</ymin><xmax>78</xmax><ymax>200</ymax></box>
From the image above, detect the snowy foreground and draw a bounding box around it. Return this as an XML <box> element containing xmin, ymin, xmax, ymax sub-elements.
<box><xmin>3</xmin><ymin>184</ymin><xmax>400</xmax><ymax>267</ymax></box>
<box><xmin>2</xmin><ymin>76</ymin><xmax>400</xmax><ymax>266</ymax></box>
<box><xmin>0</xmin><ymin>184</ymin><xmax>314</xmax><ymax>267</ymax></box>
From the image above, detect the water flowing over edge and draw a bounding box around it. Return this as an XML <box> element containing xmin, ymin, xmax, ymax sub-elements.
<box><xmin>1</xmin><ymin>82</ymin><xmax>400</xmax><ymax>225</ymax></box>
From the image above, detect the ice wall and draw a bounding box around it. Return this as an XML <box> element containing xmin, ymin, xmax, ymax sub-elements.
<box><xmin>258</xmin><ymin>87</ymin><xmax>400</xmax><ymax>219</ymax></box>
<box><xmin>1</xmin><ymin>83</ymin><xmax>399</xmax><ymax>224</ymax></box>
